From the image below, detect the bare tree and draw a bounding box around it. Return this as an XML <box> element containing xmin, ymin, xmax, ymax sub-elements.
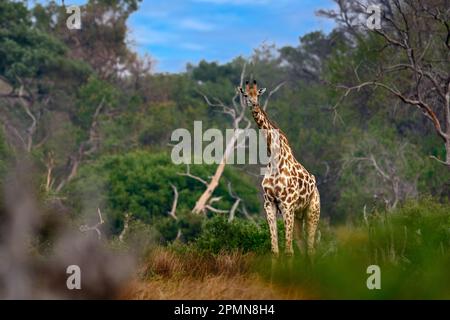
<box><xmin>343</xmin><ymin>138</ymin><xmax>421</xmax><ymax>210</ymax></box>
<box><xmin>119</xmin><ymin>212</ymin><xmax>132</xmax><ymax>243</ymax></box>
<box><xmin>44</xmin><ymin>151</ymin><xmax>55</xmax><ymax>192</ymax></box>
<box><xmin>177</xmin><ymin>162</ymin><xmax>250</xmax><ymax>221</ymax></box>
<box><xmin>167</xmin><ymin>184</ymin><xmax>182</xmax><ymax>240</ymax></box>
<box><xmin>55</xmin><ymin>97</ymin><xmax>106</xmax><ymax>192</ymax></box>
<box><xmin>0</xmin><ymin>76</ymin><xmax>107</xmax><ymax>193</ymax></box>
<box><xmin>327</xmin><ymin>0</ymin><xmax>450</xmax><ymax>167</ymax></box>
<box><xmin>79</xmin><ymin>208</ymin><xmax>105</xmax><ymax>240</ymax></box>
<box><xmin>0</xmin><ymin>77</ymin><xmax>48</xmax><ymax>153</ymax></box>
<box><xmin>227</xmin><ymin>181</ymin><xmax>245</xmax><ymax>222</ymax></box>
<box><xmin>177</xmin><ymin>164</ymin><xmax>229</xmax><ymax>214</ymax></box>
<box><xmin>191</xmin><ymin>63</ymin><xmax>284</xmax><ymax>214</ymax></box>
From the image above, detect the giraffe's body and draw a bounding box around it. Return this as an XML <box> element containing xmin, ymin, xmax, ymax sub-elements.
<box><xmin>239</xmin><ymin>81</ymin><xmax>320</xmax><ymax>256</ymax></box>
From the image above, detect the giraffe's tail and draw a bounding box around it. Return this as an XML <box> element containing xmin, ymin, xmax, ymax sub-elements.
<box><xmin>274</xmin><ymin>199</ymin><xmax>282</xmax><ymax>216</ymax></box>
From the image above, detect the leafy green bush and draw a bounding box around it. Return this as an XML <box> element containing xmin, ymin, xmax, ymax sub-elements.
<box><xmin>195</xmin><ymin>216</ymin><xmax>285</xmax><ymax>254</ymax></box>
<box><xmin>66</xmin><ymin>151</ymin><xmax>260</xmax><ymax>239</ymax></box>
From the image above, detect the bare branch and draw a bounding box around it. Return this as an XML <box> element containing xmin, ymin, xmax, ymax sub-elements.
<box><xmin>16</xmin><ymin>84</ymin><xmax>37</xmax><ymax>152</ymax></box>
<box><xmin>205</xmin><ymin>205</ymin><xmax>228</xmax><ymax>214</ymax></box>
<box><xmin>208</xmin><ymin>196</ymin><xmax>222</xmax><ymax>205</ymax></box>
<box><xmin>227</xmin><ymin>181</ymin><xmax>242</xmax><ymax>222</ymax></box>
<box><xmin>177</xmin><ymin>164</ymin><xmax>209</xmax><ymax>187</ymax></box>
<box><xmin>168</xmin><ymin>184</ymin><xmax>179</xmax><ymax>220</ymax></box>
<box><xmin>119</xmin><ymin>212</ymin><xmax>132</xmax><ymax>243</ymax></box>
<box><xmin>262</xmin><ymin>81</ymin><xmax>285</xmax><ymax>111</ymax></box>
<box><xmin>335</xmin><ymin>81</ymin><xmax>449</xmax><ymax>141</ymax></box>
<box><xmin>79</xmin><ymin>208</ymin><xmax>105</xmax><ymax>240</ymax></box>
<box><xmin>368</xmin><ymin>154</ymin><xmax>391</xmax><ymax>181</ymax></box>
<box><xmin>56</xmin><ymin>97</ymin><xmax>107</xmax><ymax>192</ymax></box>
<box><xmin>45</xmin><ymin>151</ymin><xmax>55</xmax><ymax>192</ymax></box>
<box><xmin>429</xmin><ymin>155</ymin><xmax>450</xmax><ymax>167</ymax></box>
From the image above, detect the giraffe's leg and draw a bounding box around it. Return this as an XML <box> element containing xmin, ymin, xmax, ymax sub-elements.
<box><xmin>294</xmin><ymin>210</ymin><xmax>305</xmax><ymax>254</ymax></box>
<box><xmin>281</xmin><ymin>205</ymin><xmax>295</xmax><ymax>257</ymax></box>
<box><xmin>305</xmin><ymin>188</ymin><xmax>320</xmax><ymax>256</ymax></box>
<box><xmin>264</xmin><ymin>200</ymin><xmax>279</xmax><ymax>256</ymax></box>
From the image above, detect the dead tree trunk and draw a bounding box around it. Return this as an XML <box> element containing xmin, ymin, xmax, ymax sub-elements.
<box><xmin>191</xmin><ymin>64</ymin><xmax>249</xmax><ymax>214</ymax></box>
<box><xmin>192</xmin><ymin>134</ymin><xmax>239</xmax><ymax>214</ymax></box>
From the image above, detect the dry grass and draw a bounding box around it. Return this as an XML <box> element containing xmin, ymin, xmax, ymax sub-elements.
<box><xmin>139</xmin><ymin>248</ymin><xmax>254</xmax><ymax>279</ymax></box>
<box><xmin>121</xmin><ymin>275</ymin><xmax>309</xmax><ymax>299</ymax></box>
<box><xmin>119</xmin><ymin>247</ymin><xmax>312</xmax><ymax>300</ymax></box>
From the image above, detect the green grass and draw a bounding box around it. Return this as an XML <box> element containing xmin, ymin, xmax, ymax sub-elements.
<box><xmin>255</xmin><ymin>198</ymin><xmax>450</xmax><ymax>299</ymax></box>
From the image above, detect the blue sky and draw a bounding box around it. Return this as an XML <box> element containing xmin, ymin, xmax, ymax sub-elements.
<box><xmin>39</xmin><ymin>0</ymin><xmax>337</xmax><ymax>73</ymax></box>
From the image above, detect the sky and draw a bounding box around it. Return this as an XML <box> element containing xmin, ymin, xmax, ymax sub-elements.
<box><xmin>37</xmin><ymin>0</ymin><xmax>337</xmax><ymax>73</ymax></box>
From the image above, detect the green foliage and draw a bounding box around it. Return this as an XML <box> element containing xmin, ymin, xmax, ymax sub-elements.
<box><xmin>188</xmin><ymin>59</ymin><xmax>242</xmax><ymax>85</ymax></box>
<box><xmin>259</xmin><ymin>199</ymin><xmax>450</xmax><ymax>299</ymax></box>
<box><xmin>177</xmin><ymin>211</ymin><xmax>204</xmax><ymax>242</ymax></box>
<box><xmin>0</xmin><ymin>131</ymin><xmax>10</xmax><ymax>177</ymax></box>
<box><xmin>75</xmin><ymin>76</ymin><xmax>119</xmax><ymax>130</ymax></box>
<box><xmin>0</xmin><ymin>1</ymin><xmax>90</xmax><ymax>84</ymax></box>
<box><xmin>368</xmin><ymin>198</ymin><xmax>450</xmax><ymax>263</ymax></box>
<box><xmin>195</xmin><ymin>216</ymin><xmax>285</xmax><ymax>254</ymax></box>
<box><xmin>67</xmin><ymin>151</ymin><xmax>260</xmax><ymax>237</ymax></box>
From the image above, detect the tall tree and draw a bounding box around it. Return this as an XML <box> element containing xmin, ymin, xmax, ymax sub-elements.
<box><xmin>322</xmin><ymin>0</ymin><xmax>450</xmax><ymax>167</ymax></box>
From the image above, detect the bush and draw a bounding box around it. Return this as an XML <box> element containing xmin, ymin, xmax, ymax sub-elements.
<box><xmin>66</xmin><ymin>151</ymin><xmax>260</xmax><ymax>240</ymax></box>
<box><xmin>194</xmin><ymin>216</ymin><xmax>285</xmax><ymax>254</ymax></box>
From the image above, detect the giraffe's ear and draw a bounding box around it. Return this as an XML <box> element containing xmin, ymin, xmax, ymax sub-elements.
<box><xmin>258</xmin><ymin>88</ymin><xmax>266</xmax><ymax>95</ymax></box>
<box><xmin>238</xmin><ymin>86</ymin><xmax>245</xmax><ymax>95</ymax></box>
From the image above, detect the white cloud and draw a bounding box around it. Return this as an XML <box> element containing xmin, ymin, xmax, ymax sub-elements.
<box><xmin>193</xmin><ymin>0</ymin><xmax>270</xmax><ymax>4</ymax></box>
<box><xmin>128</xmin><ymin>25</ymin><xmax>177</xmax><ymax>46</ymax></box>
<box><xmin>179</xmin><ymin>18</ymin><xmax>215</xmax><ymax>31</ymax></box>
<box><xmin>139</xmin><ymin>9</ymin><xmax>170</xmax><ymax>19</ymax></box>
<box><xmin>179</xmin><ymin>42</ymin><xmax>206</xmax><ymax>51</ymax></box>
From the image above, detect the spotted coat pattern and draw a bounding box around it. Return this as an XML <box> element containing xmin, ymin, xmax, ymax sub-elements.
<box><xmin>239</xmin><ymin>81</ymin><xmax>320</xmax><ymax>256</ymax></box>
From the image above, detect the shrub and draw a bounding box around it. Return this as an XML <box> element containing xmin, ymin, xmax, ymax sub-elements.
<box><xmin>194</xmin><ymin>216</ymin><xmax>285</xmax><ymax>254</ymax></box>
<box><xmin>66</xmin><ymin>151</ymin><xmax>260</xmax><ymax>239</ymax></box>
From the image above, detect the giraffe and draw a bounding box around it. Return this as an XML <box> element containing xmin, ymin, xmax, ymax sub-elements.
<box><xmin>238</xmin><ymin>80</ymin><xmax>320</xmax><ymax>257</ymax></box>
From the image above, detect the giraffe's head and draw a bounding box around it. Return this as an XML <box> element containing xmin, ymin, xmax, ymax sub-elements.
<box><xmin>238</xmin><ymin>80</ymin><xmax>266</xmax><ymax>108</ymax></box>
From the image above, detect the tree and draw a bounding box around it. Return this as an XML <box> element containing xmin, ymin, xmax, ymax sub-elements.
<box><xmin>0</xmin><ymin>0</ymin><xmax>90</xmax><ymax>153</ymax></box>
<box><xmin>280</xmin><ymin>31</ymin><xmax>347</xmax><ymax>83</ymax></box>
<box><xmin>323</xmin><ymin>0</ymin><xmax>450</xmax><ymax>167</ymax></box>
<box><xmin>32</xmin><ymin>0</ymin><xmax>142</xmax><ymax>81</ymax></box>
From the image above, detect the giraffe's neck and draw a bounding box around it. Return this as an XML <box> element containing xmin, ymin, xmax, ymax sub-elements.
<box><xmin>251</xmin><ymin>105</ymin><xmax>292</xmax><ymax>159</ymax></box>
<box><xmin>251</xmin><ymin>105</ymin><xmax>277</xmax><ymax>132</ymax></box>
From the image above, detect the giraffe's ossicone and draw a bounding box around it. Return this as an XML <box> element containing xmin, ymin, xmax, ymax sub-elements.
<box><xmin>238</xmin><ymin>80</ymin><xmax>320</xmax><ymax>257</ymax></box>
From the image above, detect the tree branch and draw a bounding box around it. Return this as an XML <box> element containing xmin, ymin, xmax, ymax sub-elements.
<box><xmin>79</xmin><ymin>208</ymin><xmax>105</xmax><ymax>240</ymax></box>
<box><xmin>177</xmin><ymin>164</ymin><xmax>209</xmax><ymax>187</ymax></box>
<box><xmin>262</xmin><ymin>81</ymin><xmax>285</xmax><ymax>111</ymax></box>
<box><xmin>168</xmin><ymin>184</ymin><xmax>179</xmax><ymax>220</ymax></box>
